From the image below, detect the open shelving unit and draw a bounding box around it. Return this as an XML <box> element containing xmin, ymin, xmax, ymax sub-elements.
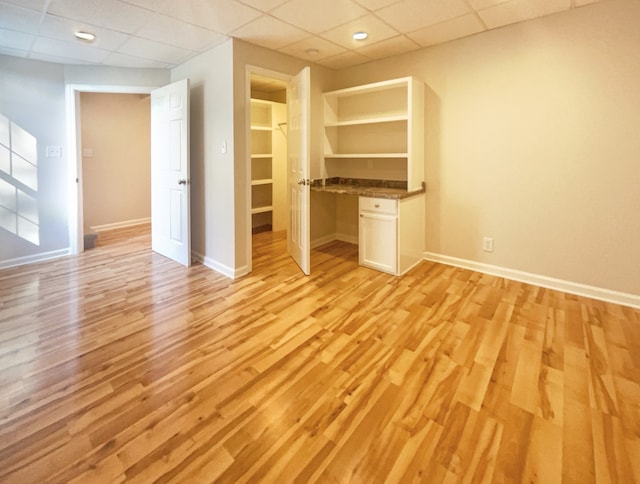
<box><xmin>250</xmin><ymin>101</ymin><xmax>273</xmax><ymax>229</ymax></box>
<box><xmin>322</xmin><ymin>77</ymin><xmax>424</xmax><ymax>190</ymax></box>
<box><xmin>250</xmin><ymin>98</ymin><xmax>286</xmax><ymax>233</ymax></box>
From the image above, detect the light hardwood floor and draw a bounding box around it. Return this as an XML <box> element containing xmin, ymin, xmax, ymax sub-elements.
<box><xmin>1</xmin><ymin>224</ymin><xmax>639</xmax><ymax>483</ymax></box>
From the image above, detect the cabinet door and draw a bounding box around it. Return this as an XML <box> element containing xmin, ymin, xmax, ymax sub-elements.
<box><xmin>359</xmin><ymin>212</ymin><xmax>397</xmax><ymax>274</ymax></box>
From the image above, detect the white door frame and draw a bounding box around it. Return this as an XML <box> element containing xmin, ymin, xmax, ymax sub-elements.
<box><xmin>65</xmin><ymin>84</ymin><xmax>154</xmax><ymax>254</ymax></box>
<box><xmin>244</xmin><ymin>66</ymin><xmax>292</xmax><ymax>274</ymax></box>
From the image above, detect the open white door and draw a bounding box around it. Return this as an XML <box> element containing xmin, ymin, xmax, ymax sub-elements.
<box><xmin>287</xmin><ymin>67</ymin><xmax>311</xmax><ymax>275</ymax></box>
<box><xmin>151</xmin><ymin>78</ymin><xmax>191</xmax><ymax>266</ymax></box>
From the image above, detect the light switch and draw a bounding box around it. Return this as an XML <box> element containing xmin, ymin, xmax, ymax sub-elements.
<box><xmin>46</xmin><ymin>146</ymin><xmax>62</xmax><ymax>158</ymax></box>
<box><xmin>82</xmin><ymin>148</ymin><xmax>93</xmax><ymax>158</ymax></box>
<box><xmin>220</xmin><ymin>141</ymin><xmax>227</xmax><ymax>154</ymax></box>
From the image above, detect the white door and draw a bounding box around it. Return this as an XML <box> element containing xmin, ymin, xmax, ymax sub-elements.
<box><xmin>287</xmin><ymin>67</ymin><xmax>311</xmax><ymax>275</ymax></box>
<box><xmin>151</xmin><ymin>79</ymin><xmax>191</xmax><ymax>266</ymax></box>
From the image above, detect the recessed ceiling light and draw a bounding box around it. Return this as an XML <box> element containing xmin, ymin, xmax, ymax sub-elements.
<box><xmin>352</xmin><ymin>31</ymin><xmax>368</xmax><ymax>41</ymax></box>
<box><xmin>305</xmin><ymin>48</ymin><xmax>320</xmax><ymax>56</ymax></box>
<box><xmin>75</xmin><ymin>31</ymin><xmax>96</xmax><ymax>42</ymax></box>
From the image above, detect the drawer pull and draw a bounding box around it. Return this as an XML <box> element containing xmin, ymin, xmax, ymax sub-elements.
<box><xmin>374</xmin><ymin>204</ymin><xmax>380</xmax><ymax>208</ymax></box>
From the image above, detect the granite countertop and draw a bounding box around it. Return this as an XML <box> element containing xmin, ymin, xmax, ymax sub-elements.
<box><xmin>310</xmin><ymin>178</ymin><xmax>425</xmax><ymax>200</ymax></box>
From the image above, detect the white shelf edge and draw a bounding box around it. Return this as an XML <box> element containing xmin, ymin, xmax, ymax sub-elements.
<box><xmin>251</xmin><ymin>206</ymin><xmax>273</xmax><ymax>214</ymax></box>
<box><xmin>323</xmin><ymin>76</ymin><xmax>412</xmax><ymax>97</ymax></box>
<box><xmin>323</xmin><ymin>153</ymin><xmax>408</xmax><ymax>159</ymax></box>
<box><xmin>251</xmin><ymin>179</ymin><xmax>273</xmax><ymax>186</ymax></box>
<box><xmin>324</xmin><ymin>114</ymin><xmax>408</xmax><ymax>127</ymax></box>
<box><xmin>251</xmin><ymin>154</ymin><xmax>272</xmax><ymax>158</ymax></box>
<box><xmin>251</xmin><ymin>126</ymin><xmax>272</xmax><ymax>131</ymax></box>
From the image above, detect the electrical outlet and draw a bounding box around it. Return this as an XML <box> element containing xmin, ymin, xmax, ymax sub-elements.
<box><xmin>483</xmin><ymin>237</ymin><xmax>494</xmax><ymax>253</ymax></box>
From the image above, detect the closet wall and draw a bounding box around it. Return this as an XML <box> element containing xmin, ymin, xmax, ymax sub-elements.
<box><xmin>80</xmin><ymin>92</ymin><xmax>150</xmax><ymax>230</ymax></box>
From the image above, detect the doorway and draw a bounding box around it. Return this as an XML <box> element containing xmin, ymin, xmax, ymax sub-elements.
<box><xmin>66</xmin><ymin>84</ymin><xmax>154</xmax><ymax>255</ymax></box>
<box><xmin>248</xmin><ymin>70</ymin><xmax>290</xmax><ymax>260</ymax></box>
<box><xmin>78</xmin><ymin>92</ymin><xmax>151</xmax><ymax>248</ymax></box>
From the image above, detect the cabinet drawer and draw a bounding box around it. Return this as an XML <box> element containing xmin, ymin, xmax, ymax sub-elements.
<box><xmin>359</xmin><ymin>196</ymin><xmax>397</xmax><ymax>215</ymax></box>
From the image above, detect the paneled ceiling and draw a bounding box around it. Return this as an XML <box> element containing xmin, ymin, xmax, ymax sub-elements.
<box><xmin>0</xmin><ymin>0</ymin><xmax>602</xmax><ymax>70</ymax></box>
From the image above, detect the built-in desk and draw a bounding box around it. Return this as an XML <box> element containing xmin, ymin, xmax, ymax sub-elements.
<box><xmin>310</xmin><ymin>178</ymin><xmax>425</xmax><ymax>200</ymax></box>
<box><xmin>311</xmin><ymin>178</ymin><xmax>425</xmax><ymax>275</ymax></box>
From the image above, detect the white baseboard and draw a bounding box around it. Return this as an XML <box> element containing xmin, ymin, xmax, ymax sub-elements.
<box><xmin>311</xmin><ymin>234</ymin><xmax>336</xmax><ymax>249</ymax></box>
<box><xmin>91</xmin><ymin>218</ymin><xmax>151</xmax><ymax>232</ymax></box>
<box><xmin>336</xmin><ymin>233</ymin><xmax>358</xmax><ymax>245</ymax></box>
<box><xmin>0</xmin><ymin>248</ymin><xmax>70</xmax><ymax>270</ymax></box>
<box><xmin>311</xmin><ymin>233</ymin><xmax>358</xmax><ymax>248</ymax></box>
<box><xmin>423</xmin><ymin>252</ymin><xmax>640</xmax><ymax>309</ymax></box>
<box><xmin>192</xmin><ymin>251</ymin><xmax>238</xmax><ymax>279</ymax></box>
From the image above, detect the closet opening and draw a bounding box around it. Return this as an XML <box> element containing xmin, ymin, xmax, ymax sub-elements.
<box><xmin>249</xmin><ymin>72</ymin><xmax>289</xmax><ymax>257</ymax></box>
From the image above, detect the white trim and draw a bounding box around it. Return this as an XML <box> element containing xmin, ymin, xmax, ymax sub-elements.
<box><xmin>336</xmin><ymin>233</ymin><xmax>358</xmax><ymax>245</ymax></box>
<box><xmin>0</xmin><ymin>249</ymin><xmax>70</xmax><ymax>270</ymax></box>
<box><xmin>91</xmin><ymin>218</ymin><xmax>151</xmax><ymax>232</ymax></box>
<box><xmin>192</xmin><ymin>251</ymin><xmax>239</xmax><ymax>279</ymax></box>
<box><xmin>311</xmin><ymin>233</ymin><xmax>358</xmax><ymax>249</ymax></box>
<box><xmin>423</xmin><ymin>252</ymin><xmax>640</xmax><ymax>309</ymax></box>
<box><xmin>311</xmin><ymin>234</ymin><xmax>336</xmax><ymax>249</ymax></box>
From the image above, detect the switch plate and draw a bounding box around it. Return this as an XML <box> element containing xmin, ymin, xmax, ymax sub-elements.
<box><xmin>46</xmin><ymin>145</ymin><xmax>62</xmax><ymax>158</ymax></box>
<box><xmin>483</xmin><ymin>237</ymin><xmax>494</xmax><ymax>253</ymax></box>
<box><xmin>82</xmin><ymin>148</ymin><xmax>93</xmax><ymax>158</ymax></box>
<box><xmin>220</xmin><ymin>141</ymin><xmax>227</xmax><ymax>154</ymax></box>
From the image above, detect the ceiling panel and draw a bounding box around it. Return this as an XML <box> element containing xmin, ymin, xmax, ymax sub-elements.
<box><xmin>478</xmin><ymin>0</ymin><xmax>571</xmax><ymax>29</ymax></box>
<box><xmin>231</xmin><ymin>14</ymin><xmax>309</xmax><ymax>50</ymax></box>
<box><xmin>270</xmin><ymin>0</ymin><xmax>368</xmax><ymax>34</ymax></box>
<box><xmin>136</xmin><ymin>14</ymin><xmax>225</xmax><ymax>52</ymax></box>
<box><xmin>31</xmin><ymin>36</ymin><xmax>110</xmax><ymax>63</ymax></box>
<box><xmin>0</xmin><ymin>27</ymin><xmax>34</xmax><ymax>51</ymax></box>
<box><xmin>354</xmin><ymin>34</ymin><xmax>421</xmax><ymax>60</ymax></box>
<box><xmin>320</xmin><ymin>13</ymin><xmax>400</xmax><ymax>49</ymax></box>
<box><xmin>0</xmin><ymin>0</ymin><xmax>46</xmax><ymax>12</ymax></box>
<box><xmin>39</xmin><ymin>15</ymin><xmax>129</xmax><ymax>51</ymax></box>
<box><xmin>101</xmin><ymin>51</ymin><xmax>171</xmax><ymax>69</ymax></box>
<box><xmin>0</xmin><ymin>0</ymin><xmax>604</xmax><ymax>70</ymax></box>
<box><xmin>156</xmin><ymin>0</ymin><xmax>261</xmax><ymax>34</ymax></box>
<box><xmin>117</xmin><ymin>36</ymin><xmax>193</xmax><ymax>64</ymax></box>
<box><xmin>0</xmin><ymin>3</ymin><xmax>43</xmax><ymax>34</ymax></box>
<box><xmin>377</xmin><ymin>0</ymin><xmax>472</xmax><ymax>33</ymax></box>
<box><xmin>278</xmin><ymin>35</ymin><xmax>347</xmax><ymax>62</ymax></box>
<box><xmin>316</xmin><ymin>49</ymin><xmax>371</xmax><ymax>70</ymax></box>
<box><xmin>408</xmin><ymin>13</ymin><xmax>486</xmax><ymax>47</ymax></box>
<box><xmin>47</xmin><ymin>0</ymin><xmax>153</xmax><ymax>34</ymax></box>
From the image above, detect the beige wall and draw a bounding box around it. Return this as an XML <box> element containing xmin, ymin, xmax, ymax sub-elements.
<box><xmin>171</xmin><ymin>40</ymin><xmax>236</xmax><ymax>273</ymax></box>
<box><xmin>332</xmin><ymin>0</ymin><xmax>640</xmax><ymax>296</ymax></box>
<box><xmin>80</xmin><ymin>92</ymin><xmax>150</xmax><ymax>229</ymax></box>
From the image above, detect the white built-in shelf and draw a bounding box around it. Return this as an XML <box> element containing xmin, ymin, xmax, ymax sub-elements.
<box><xmin>251</xmin><ymin>154</ymin><xmax>272</xmax><ymax>159</ymax></box>
<box><xmin>323</xmin><ymin>153</ymin><xmax>407</xmax><ymax>159</ymax></box>
<box><xmin>322</xmin><ymin>76</ymin><xmax>424</xmax><ymax>191</ymax></box>
<box><xmin>251</xmin><ymin>125</ymin><xmax>272</xmax><ymax>131</ymax></box>
<box><xmin>251</xmin><ymin>205</ymin><xmax>273</xmax><ymax>214</ymax></box>
<box><xmin>251</xmin><ymin>179</ymin><xmax>273</xmax><ymax>186</ymax></box>
<box><xmin>324</xmin><ymin>114</ymin><xmax>408</xmax><ymax>127</ymax></box>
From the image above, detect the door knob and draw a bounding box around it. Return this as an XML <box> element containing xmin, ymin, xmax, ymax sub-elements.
<box><xmin>297</xmin><ymin>179</ymin><xmax>307</xmax><ymax>186</ymax></box>
<box><xmin>178</xmin><ymin>179</ymin><xmax>187</xmax><ymax>185</ymax></box>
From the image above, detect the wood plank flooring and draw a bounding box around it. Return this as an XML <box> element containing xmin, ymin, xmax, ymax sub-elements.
<box><xmin>1</xmin><ymin>224</ymin><xmax>639</xmax><ymax>483</ymax></box>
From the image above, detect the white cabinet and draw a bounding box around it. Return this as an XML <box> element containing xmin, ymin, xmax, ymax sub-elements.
<box><xmin>323</xmin><ymin>77</ymin><xmax>424</xmax><ymax>191</ymax></box>
<box><xmin>359</xmin><ymin>195</ymin><xmax>424</xmax><ymax>276</ymax></box>
<box><xmin>359</xmin><ymin>197</ymin><xmax>398</xmax><ymax>273</ymax></box>
<box><xmin>250</xmin><ymin>99</ymin><xmax>286</xmax><ymax>233</ymax></box>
